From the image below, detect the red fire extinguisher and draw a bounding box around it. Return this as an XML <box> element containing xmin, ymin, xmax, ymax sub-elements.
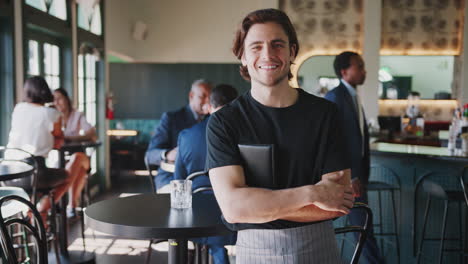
<box><xmin>106</xmin><ymin>92</ymin><xmax>114</xmax><ymax>120</ymax></box>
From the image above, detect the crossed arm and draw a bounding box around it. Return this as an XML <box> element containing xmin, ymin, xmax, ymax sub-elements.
<box><xmin>209</xmin><ymin>166</ymin><xmax>354</xmax><ymax>224</ymax></box>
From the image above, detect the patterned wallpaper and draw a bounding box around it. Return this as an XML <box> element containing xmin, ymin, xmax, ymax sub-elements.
<box><xmin>280</xmin><ymin>0</ymin><xmax>363</xmax><ymax>58</ymax></box>
<box><xmin>381</xmin><ymin>0</ymin><xmax>465</xmax><ymax>55</ymax></box>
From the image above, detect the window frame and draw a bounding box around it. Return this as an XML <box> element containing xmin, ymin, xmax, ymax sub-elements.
<box><xmin>23</xmin><ymin>0</ymin><xmax>71</xmax><ymax>37</ymax></box>
<box><xmin>23</xmin><ymin>0</ymin><xmax>71</xmax><ymax>23</ymax></box>
<box><xmin>76</xmin><ymin>1</ymin><xmax>104</xmax><ymax>48</ymax></box>
<box><xmin>77</xmin><ymin>52</ymin><xmax>98</xmax><ymax>126</ymax></box>
<box><xmin>23</xmin><ymin>0</ymin><xmax>73</xmax><ymax>92</ymax></box>
<box><xmin>25</xmin><ymin>31</ymin><xmax>64</xmax><ymax>89</ymax></box>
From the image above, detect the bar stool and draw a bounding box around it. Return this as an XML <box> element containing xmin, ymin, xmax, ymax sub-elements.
<box><xmin>415</xmin><ymin>171</ymin><xmax>465</xmax><ymax>264</ymax></box>
<box><xmin>367</xmin><ymin>165</ymin><xmax>401</xmax><ymax>263</ymax></box>
<box><xmin>459</xmin><ymin>167</ymin><xmax>468</xmax><ymax>263</ymax></box>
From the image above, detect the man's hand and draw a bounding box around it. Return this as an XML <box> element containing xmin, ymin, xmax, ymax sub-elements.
<box><xmin>311</xmin><ymin>171</ymin><xmax>354</xmax><ymax>214</ymax></box>
<box><xmin>165</xmin><ymin>147</ymin><xmax>178</xmax><ymax>162</ymax></box>
<box><xmin>352</xmin><ymin>178</ymin><xmax>362</xmax><ymax>197</ymax></box>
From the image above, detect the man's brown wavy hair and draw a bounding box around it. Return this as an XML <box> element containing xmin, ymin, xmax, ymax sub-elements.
<box><xmin>232</xmin><ymin>9</ymin><xmax>300</xmax><ymax>81</ymax></box>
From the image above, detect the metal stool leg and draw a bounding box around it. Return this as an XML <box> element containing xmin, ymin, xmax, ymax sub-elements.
<box><xmin>458</xmin><ymin>201</ymin><xmax>463</xmax><ymax>264</ymax></box>
<box><xmin>49</xmin><ymin>194</ymin><xmax>61</xmax><ymax>264</ymax></box>
<box><xmin>417</xmin><ymin>194</ymin><xmax>431</xmax><ymax>264</ymax></box>
<box><xmin>438</xmin><ymin>200</ymin><xmax>449</xmax><ymax>264</ymax></box>
<box><xmin>391</xmin><ymin>190</ymin><xmax>400</xmax><ymax>264</ymax></box>
<box><xmin>339</xmin><ymin>215</ymin><xmax>350</xmax><ymax>258</ymax></box>
<box><xmin>80</xmin><ymin>191</ymin><xmax>86</xmax><ymax>250</ymax></box>
<box><xmin>194</xmin><ymin>243</ymin><xmax>202</xmax><ymax>264</ymax></box>
<box><xmin>377</xmin><ymin>190</ymin><xmax>384</xmax><ymax>256</ymax></box>
<box><xmin>201</xmin><ymin>245</ymin><xmax>209</xmax><ymax>264</ymax></box>
<box><xmin>145</xmin><ymin>239</ymin><xmax>153</xmax><ymax>264</ymax></box>
<box><xmin>79</xmin><ymin>173</ymin><xmax>92</xmax><ymax>250</ymax></box>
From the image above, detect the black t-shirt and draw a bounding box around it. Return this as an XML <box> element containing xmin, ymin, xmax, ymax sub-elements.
<box><xmin>206</xmin><ymin>89</ymin><xmax>350</xmax><ymax>230</ymax></box>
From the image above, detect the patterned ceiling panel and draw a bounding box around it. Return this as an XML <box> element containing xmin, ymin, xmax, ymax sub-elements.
<box><xmin>381</xmin><ymin>0</ymin><xmax>465</xmax><ymax>55</ymax></box>
<box><xmin>280</xmin><ymin>0</ymin><xmax>363</xmax><ymax>58</ymax></box>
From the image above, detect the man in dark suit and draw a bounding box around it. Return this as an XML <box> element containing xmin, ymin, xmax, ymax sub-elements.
<box><xmin>325</xmin><ymin>51</ymin><xmax>383</xmax><ymax>263</ymax></box>
<box><xmin>146</xmin><ymin>79</ymin><xmax>212</xmax><ymax>192</ymax></box>
<box><xmin>174</xmin><ymin>84</ymin><xmax>238</xmax><ymax>264</ymax></box>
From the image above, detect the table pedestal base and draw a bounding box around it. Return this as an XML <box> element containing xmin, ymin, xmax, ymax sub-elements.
<box><xmin>168</xmin><ymin>239</ymin><xmax>187</xmax><ymax>264</ymax></box>
<box><xmin>48</xmin><ymin>252</ymin><xmax>95</xmax><ymax>264</ymax></box>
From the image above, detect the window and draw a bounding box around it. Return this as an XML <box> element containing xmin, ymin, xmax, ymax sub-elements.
<box><xmin>25</xmin><ymin>0</ymin><xmax>67</xmax><ymax>20</ymax></box>
<box><xmin>27</xmin><ymin>40</ymin><xmax>40</xmax><ymax>75</ymax></box>
<box><xmin>43</xmin><ymin>43</ymin><xmax>60</xmax><ymax>89</ymax></box>
<box><xmin>78</xmin><ymin>53</ymin><xmax>97</xmax><ymax>126</ymax></box>
<box><xmin>27</xmin><ymin>39</ymin><xmax>61</xmax><ymax>89</ymax></box>
<box><xmin>77</xmin><ymin>3</ymin><xmax>102</xmax><ymax>35</ymax></box>
<box><xmin>78</xmin><ymin>53</ymin><xmax>98</xmax><ymax>172</ymax></box>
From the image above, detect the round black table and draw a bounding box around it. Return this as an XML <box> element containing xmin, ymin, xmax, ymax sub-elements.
<box><xmin>61</xmin><ymin>141</ymin><xmax>102</xmax><ymax>151</ymax></box>
<box><xmin>0</xmin><ymin>160</ymin><xmax>34</xmax><ymax>181</ymax></box>
<box><xmin>85</xmin><ymin>193</ymin><xmax>231</xmax><ymax>264</ymax></box>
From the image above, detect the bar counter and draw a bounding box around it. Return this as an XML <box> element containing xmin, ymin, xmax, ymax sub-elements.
<box><xmin>371</xmin><ymin>142</ymin><xmax>468</xmax><ymax>161</ymax></box>
<box><xmin>369</xmin><ymin>142</ymin><xmax>467</xmax><ymax>263</ymax></box>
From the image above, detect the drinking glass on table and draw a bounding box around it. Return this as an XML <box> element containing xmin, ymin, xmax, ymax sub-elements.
<box><xmin>170</xmin><ymin>180</ymin><xmax>192</xmax><ymax>209</ymax></box>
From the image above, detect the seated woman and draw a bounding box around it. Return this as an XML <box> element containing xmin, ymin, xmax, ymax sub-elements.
<box><xmin>53</xmin><ymin>88</ymin><xmax>97</xmax><ymax>142</ymax></box>
<box><xmin>53</xmin><ymin>88</ymin><xmax>96</xmax><ymax>213</ymax></box>
<box><xmin>6</xmin><ymin>76</ymin><xmax>89</xmax><ymax>221</ymax></box>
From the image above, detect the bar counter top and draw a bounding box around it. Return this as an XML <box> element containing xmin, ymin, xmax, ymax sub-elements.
<box><xmin>370</xmin><ymin>142</ymin><xmax>468</xmax><ymax>162</ymax></box>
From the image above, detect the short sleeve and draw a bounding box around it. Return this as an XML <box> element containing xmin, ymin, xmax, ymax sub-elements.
<box><xmin>46</xmin><ymin>107</ymin><xmax>61</xmax><ymax>122</ymax></box>
<box><xmin>321</xmin><ymin>104</ymin><xmax>350</xmax><ymax>175</ymax></box>
<box><xmin>78</xmin><ymin>112</ymin><xmax>93</xmax><ymax>132</ymax></box>
<box><xmin>205</xmin><ymin>113</ymin><xmax>242</xmax><ymax>171</ymax></box>
<box><xmin>45</xmin><ymin>107</ymin><xmax>61</xmax><ymax>132</ymax></box>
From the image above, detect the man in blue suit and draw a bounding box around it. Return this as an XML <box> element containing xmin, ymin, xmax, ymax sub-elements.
<box><xmin>325</xmin><ymin>51</ymin><xmax>383</xmax><ymax>263</ymax></box>
<box><xmin>146</xmin><ymin>79</ymin><xmax>212</xmax><ymax>192</ymax></box>
<box><xmin>174</xmin><ymin>84</ymin><xmax>238</xmax><ymax>264</ymax></box>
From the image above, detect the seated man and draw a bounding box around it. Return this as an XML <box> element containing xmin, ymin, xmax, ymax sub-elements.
<box><xmin>174</xmin><ymin>84</ymin><xmax>238</xmax><ymax>264</ymax></box>
<box><xmin>145</xmin><ymin>79</ymin><xmax>212</xmax><ymax>193</ymax></box>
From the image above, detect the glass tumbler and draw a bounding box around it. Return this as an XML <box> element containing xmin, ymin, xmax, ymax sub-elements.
<box><xmin>170</xmin><ymin>180</ymin><xmax>192</xmax><ymax>209</ymax></box>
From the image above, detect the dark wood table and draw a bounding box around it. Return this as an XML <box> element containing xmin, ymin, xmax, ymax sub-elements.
<box><xmin>85</xmin><ymin>193</ymin><xmax>231</xmax><ymax>264</ymax></box>
<box><xmin>58</xmin><ymin>141</ymin><xmax>102</xmax><ymax>168</ymax></box>
<box><xmin>0</xmin><ymin>161</ymin><xmax>34</xmax><ymax>181</ymax></box>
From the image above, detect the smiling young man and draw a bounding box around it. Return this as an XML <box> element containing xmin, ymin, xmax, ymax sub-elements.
<box><xmin>206</xmin><ymin>9</ymin><xmax>354</xmax><ymax>263</ymax></box>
